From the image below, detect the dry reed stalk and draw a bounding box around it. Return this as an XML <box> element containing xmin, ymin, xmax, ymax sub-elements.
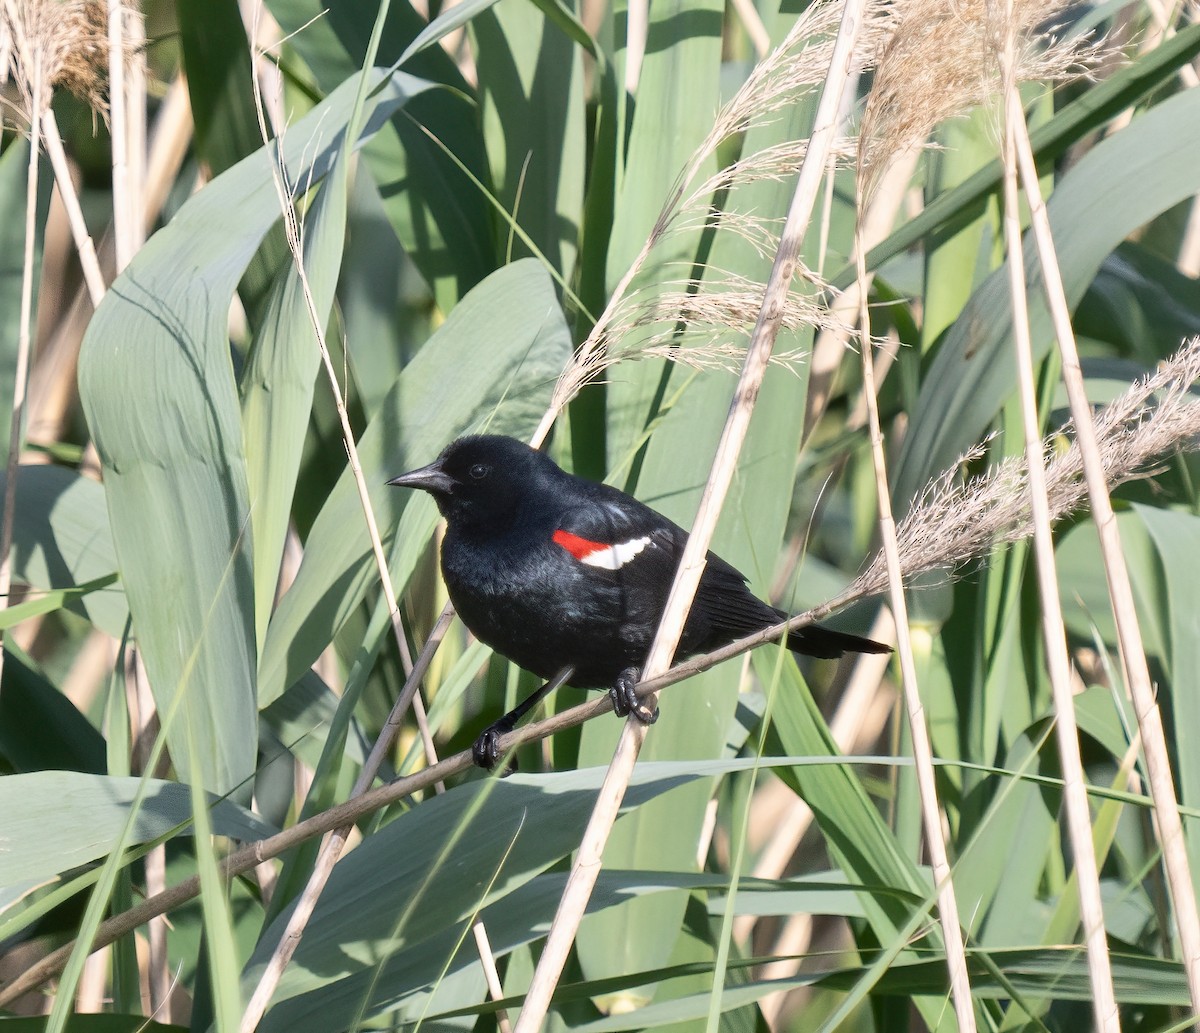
<box><xmin>106</xmin><ymin>0</ymin><xmax>131</xmax><ymax>270</ymax></box>
<box><xmin>0</xmin><ymin>56</ymin><xmax>40</xmax><ymax>690</ymax></box>
<box><xmin>625</xmin><ymin>0</ymin><xmax>647</xmax><ymax>93</ymax></box>
<box><xmin>853</xmin><ymin>223</ymin><xmax>977</xmax><ymax>1031</ymax></box>
<box><xmin>729</xmin><ymin>0</ymin><xmax>770</xmax><ymax>60</ymax></box>
<box><xmin>510</xmin><ymin>6</ymin><xmax>871</xmax><ymax>1031</ymax></box>
<box><xmin>995</xmin><ymin>10</ymin><xmax>1118</xmax><ymax>1024</ymax></box>
<box><xmin>471</xmin><ymin>920</ymin><xmax>514</xmax><ymax>1033</ymax></box>
<box><xmin>1010</xmin><ymin>92</ymin><xmax>1200</xmax><ymax>1020</ymax></box>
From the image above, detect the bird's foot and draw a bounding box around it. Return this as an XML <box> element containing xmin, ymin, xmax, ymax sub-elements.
<box><xmin>471</xmin><ymin>718</ymin><xmax>518</xmax><ymax>774</ymax></box>
<box><xmin>610</xmin><ymin>667</ymin><xmax>658</xmax><ymax>725</ymax></box>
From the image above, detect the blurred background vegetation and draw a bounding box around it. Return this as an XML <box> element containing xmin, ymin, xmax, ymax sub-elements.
<box><xmin>2</xmin><ymin>0</ymin><xmax>1200</xmax><ymax>1030</ymax></box>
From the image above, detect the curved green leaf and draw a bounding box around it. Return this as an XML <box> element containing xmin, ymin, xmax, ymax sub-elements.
<box><xmin>5</xmin><ymin>465</ymin><xmax>126</xmax><ymax>637</ymax></box>
<box><xmin>0</xmin><ymin>771</ymin><xmax>274</xmax><ymax>887</ymax></box>
<box><xmin>77</xmin><ymin>72</ymin><xmax>424</xmax><ymax>796</ymax></box>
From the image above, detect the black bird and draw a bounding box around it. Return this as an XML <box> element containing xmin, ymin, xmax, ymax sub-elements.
<box><xmin>389</xmin><ymin>435</ymin><xmax>889</xmax><ymax>768</ymax></box>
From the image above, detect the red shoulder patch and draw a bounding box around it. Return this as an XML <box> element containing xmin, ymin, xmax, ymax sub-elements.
<box><xmin>552</xmin><ymin>529</ymin><xmax>606</xmax><ymax>560</ymax></box>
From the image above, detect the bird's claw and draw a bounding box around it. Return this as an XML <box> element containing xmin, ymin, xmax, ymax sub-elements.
<box><xmin>610</xmin><ymin>667</ymin><xmax>658</xmax><ymax>725</ymax></box>
<box><xmin>471</xmin><ymin>722</ymin><xmax>518</xmax><ymax>775</ymax></box>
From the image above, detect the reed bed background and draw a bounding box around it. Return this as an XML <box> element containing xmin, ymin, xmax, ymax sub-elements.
<box><xmin>2</xmin><ymin>1</ymin><xmax>1200</xmax><ymax>1031</ymax></box>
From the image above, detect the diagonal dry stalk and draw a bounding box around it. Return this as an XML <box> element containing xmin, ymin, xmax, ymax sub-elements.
<box><xmin>6</xmin><ymin>333</ymin><xmax>1200</xmax><ymax>1007</ymax></box>
<box><xmin>510</xmin><ymin>5</ymin><xmax>872</xmax><ymax>1030</ymax></box>
<box><xmin>1009</xmin><ymin>80</ymin><xmax>1200</xmax><ymax>1019</ymax></box>
<box><xmin>992</xmin><ymin>2</ymin><xmax>1119</xmax><ymax>1026</ymax></box>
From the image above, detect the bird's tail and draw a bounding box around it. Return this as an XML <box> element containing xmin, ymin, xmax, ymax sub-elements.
<box><xmin>786</xmin><ymin>623</ymin><xmax>891</xmax><ymax>660</ymax></box>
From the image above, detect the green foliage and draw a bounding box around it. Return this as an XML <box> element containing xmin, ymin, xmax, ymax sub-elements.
<box><xmin>4</xmin><ymin>1</ymin><xmax>1200</xmax><ymax>1031</ymax></box>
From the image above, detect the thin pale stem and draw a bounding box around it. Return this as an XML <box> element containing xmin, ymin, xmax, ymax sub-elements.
<box><xmin>625</xmin><ymin>0</ymin><xmax>648</xmax><ymax>93</ymax></box>
<box><xmin>511</xmin><ymin>5</ymin><xmax>868</xmax><ymax>1030</ymax></box>
<box><xmin>853</xmin><ymin>231</ymin><xmax>976</xmax><ymax>1030</ymax></box>
<box><xmin>107</xmin><ymin>0</ymin><xmax>133</xmax><ymax>271</ymax></box>
<box><xmin>40</xmin><ymin>109</ymin><xmax>105</xmax><ymax>306</ymax></box>
<box><xmin>729</xmin><ymin>0</ymin><xmax>771</xmax><ymax>60</ymax></box>
<box><xmin>995</xmin><ymin>16</ymin><xmax>1119</xmax><ymax>1026</ymax></box>
<box><xmin>1011</xmin><ymin>95</ymin><xmax>1200</xmax><ymax>1020</ymax></box>
<box><xmin>472</xmin><ymin>920</ymin><xmax>514</xmax><ymax>1033</ymax></box>
<box><xmin>0</xmin><ymin>60</ymin><xmax>40</xmax><ymax>701</ymax></box>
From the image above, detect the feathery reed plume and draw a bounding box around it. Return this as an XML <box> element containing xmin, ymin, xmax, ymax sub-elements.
<box><xmin>855</xmin><ymin>336</ymin><xmax>1200</xmax><ymax>596</ymax></box>
<box><xmin>859</xmin><ymin>0</ymin><xmax>1100</xmax><ymax>199</ymax></box>
<box><xmin>541</xmin><ymin>0</ymin><xmax>886</xmax><ymax>429</ymax></box>
<box><xmin>0</xmin><ymin>0</ymin><xmax>108</xmax><ymax>118</ymax></box>
<box><xmin>604</xmin><ymin>267</ymin><xmax>853</xmax><ymax>373</ymax></box>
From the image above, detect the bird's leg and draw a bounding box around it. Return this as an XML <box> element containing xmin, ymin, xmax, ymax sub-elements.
<box><xmin>472</xmin><ymin>666</ymin><xmax>575</xmax><ymax>771</ymax></box>
<box><xmin>610</xmin><ymin>667</ymin><xmax>658</xmax><ymax>725</ymax></box>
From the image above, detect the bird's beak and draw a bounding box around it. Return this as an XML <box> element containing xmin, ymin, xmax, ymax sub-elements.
<box><xmin>387</xmin><ymin>460</ymin><xmax>455</xmax><ymax>495</ymax></box>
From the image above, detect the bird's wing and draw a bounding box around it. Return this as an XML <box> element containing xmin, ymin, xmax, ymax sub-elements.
<box><xmin>551</xmin><ymin>489</ymin><xmax>781</xmax><ymax>636</ymax></box>
<box><xmin>549</xmin><ymin>492</ymin><xmax>676</xmax><ymax>576</ymax></box>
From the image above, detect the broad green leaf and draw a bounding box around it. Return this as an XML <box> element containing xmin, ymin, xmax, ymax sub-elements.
<box><xmin>602</xmin><ymin>0</ymin><xmax>724</xmax><ymax>470</ymax></box>
<box><xmin>257</xmin><ymin>258</ymin><xmax>571</xmax><ymax>706</ymax></box>
<box><xmin>921</xmin><ymin>109</ymin><xmax>999</xmax><ymax>348</ymax></box>
<box><xmin>188</xmin><ymin>725</ymin><xmax>245</xmax><ymax>1030</ymax></box>
<box><xmin>560</xmin><ymin>946</ymin><xmax>1192</xmax><ymax>1030</ymax></box>
<box><xmin>241</xmin><ymin>136</ymin><xmax>351</xmax><ymax>645</ymax></box>
<box><xmin>1076</xmin><ymin>243</ymin><xmax>1200</xmax><ymax>362</ymax></box>
<box><xmin>0</xmin><ymin>572</ymin><xmax>117</xmax><ymax>629</ymax></box>
<box><xmin>267</xmin><ymin>0</ymin><xmax>496</xmax><ymax>308</ymax></box>
<box><xmin>250</xmin><ymin>763</ymin><xmax>706</xmax><ymax>1031</ymax></box>
<box><xmin>397</xmin><ymin>0</ymin><xmax>506</xmax><ymax>67</ymax></box>
<box><xmin>893</xmin><ymin>86</ymin><xmax>1200</xmax><ymax>510</ymax></box>
<box><xmin>0</xmin><ymin>771</ymin><xmax>274</xmax><ymax>887</ymax></box>
<box><xmin>1133</xmin><ymin>504</ymin><xmax>1200</xmax><ymax>866</ymax></box>
<box><xmin>338</xmin><ymin>171</ymin><xmax>430</xmax><ymax>419</ymax></box>
<box><xmin>5</xmin><ymin>464</ymin><xmax>126</xmax><ymax>637</ymax></box>
<box><xmin>473</xmin><ymin>0</ymin><xmax>585</xmax><ymax>278</ymax></box>
<box><xmin>260</xmin><ymin>670</ymin><xmax>371</xmax><ymax>771</ymax></box>
<box><xmin>1055</xmin><ymin>513</ymin><xmax>1167</xmax><ymax>662</ymax></box>
<box><xmin>77</xmin><ymin>71</ymin><xmax>420</xmax><ymax>797</ymax></box>
<box><xmin>762</xmin><ymin>654</ymin><xmax>928</xmax><ymax>934</ymax></box>
<box><xmin>957</xmin><ymin>726</ymin><xmax>1057</xmax><ymax>946</ymax></box>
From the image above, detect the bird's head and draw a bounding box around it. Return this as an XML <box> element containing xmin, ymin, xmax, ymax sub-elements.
<box><xmin>388</xmin><ymin>435</ymin><xmax>552</xmax><ymax>531</ymax></box>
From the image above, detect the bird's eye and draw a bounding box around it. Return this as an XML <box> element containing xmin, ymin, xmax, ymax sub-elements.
<box><xmin>469</xmin><ymin>463</ymin><xmax>489</xmax><ymax>481</ymax></box>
